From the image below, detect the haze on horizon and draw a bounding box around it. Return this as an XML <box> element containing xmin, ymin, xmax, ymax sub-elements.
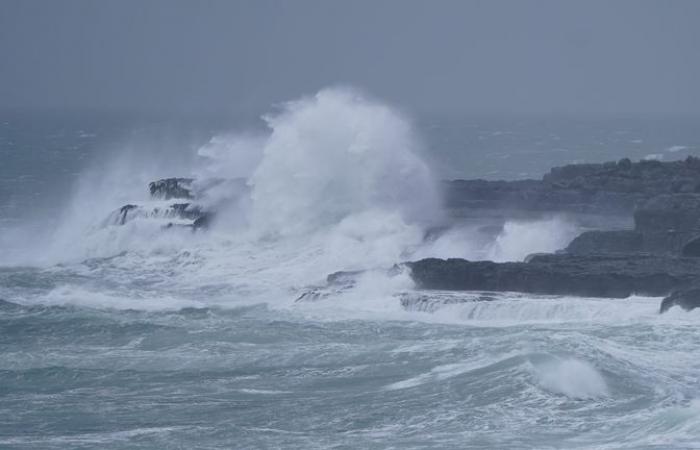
<box><xmin>1</xmin><ymin>0</ymin><xmax>699</xmax><ymax>116</ymax></box>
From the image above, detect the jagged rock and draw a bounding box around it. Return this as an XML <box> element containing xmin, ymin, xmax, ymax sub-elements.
<box><xmin>407</xmin><ymin>254</ymin><xmax>700</xmax><ymax>298</ymax></box>
<box><xmin>660</xmin><ymin>284</ymin><xmax>700</xmax><ymax>313</ymax></box>
<box><xmin>148</xmin><ymin>178</ymin><xmax>194</xmax><ymax>200</ymax></box>
<box><xmin>107</xmin><ymin>202</ymin><xmax>206</xmax><ymax>227</ymax></box>
<box><xmin>162</xmin><ymin>211</ymin><xmax>214</xmax><ymax>231</ymax></box>
<box><xmin>295</xmin><ymin>270</ymin><xmax>362</xmax><ymax>302</ymax></box>
<box><xmin>116</xmin><ymin>204</ymin><xmax>138</xmax><ymax>225</ymax></box>
<box><xmin>168</xmin><ymin>203</ymin><xmax>204</xmax><ymax>221</ymax></box>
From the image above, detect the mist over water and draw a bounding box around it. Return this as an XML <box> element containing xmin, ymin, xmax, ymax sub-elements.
<box><xmin>2</xmin><ymin>89</ymin><xmax>700</xmax><ymax>449</ymax></box>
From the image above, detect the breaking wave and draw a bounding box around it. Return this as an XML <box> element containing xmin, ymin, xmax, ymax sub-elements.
<box><xmin>3</xmin><ymin>87</ymin><xmax>584</xmax><ymax>315</ymax></box>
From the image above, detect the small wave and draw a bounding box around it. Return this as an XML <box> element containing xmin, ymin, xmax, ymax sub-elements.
<box><xmin>385</xmin><ymin>354</ymin><xmax>522</xmax><ymax>391</ymax></box>
<box><xmin>34</xmin><ymin>284</ymin><xmax>206</xmax><ymax>311</ymax></box>
<box><xmin>423</xmin><ymin>294</ymin><xmax>663</xmax><ymax>326</ymax></box>
<box><xmin>238</xmin><ymin>388</ymin><xmax>292</xmax><ymax>395</ymax></box>
<box><xmin>0</xmin><ymin>426</ymin><xmax>199</xmax><ymax>446</ymax></box>
<box><xmin>531</xmin><ymin>357</ymin><xmax>609</xmax><ymax>399</ymax></box>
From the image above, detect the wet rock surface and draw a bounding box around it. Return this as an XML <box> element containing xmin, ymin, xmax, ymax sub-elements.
<box><xmin>407</xmin><ymin>254</ymin><xmax>700</xmax><ymax>299</ymax></box>
<box><xmin>660</xmin><ymin>284</ymin><xmax>700</xmax><ymax>313</ymax></box>
<box><xmin>148</xmin><ymin>178</ymin><xmax>194</xmax><ymax>200</ymax></box>
<box><xmin>387</xmin><ymin>157</ymin><xmax>700</xmax><ymax>313</ymax></box>
<box><xmin>445</xmin><ymin>156</ymin><xmax>700</xmax><ymax>217</ymax></box>
<box><xmin>432</xmin><ymin>158</ymin><xmax>700</xmax><ymax>313</ymax></box>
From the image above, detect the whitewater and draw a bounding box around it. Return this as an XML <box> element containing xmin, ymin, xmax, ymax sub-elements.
<box><xmin>2</xmin><ymin>88</ymin><xmax>700</xmax><ymax>449</ymax></box>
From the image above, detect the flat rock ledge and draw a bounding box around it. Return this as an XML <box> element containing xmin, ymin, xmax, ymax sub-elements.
<box><xmin>406</xmin><ymin>254</ymin><xmax>700</xmax><ymax>312</ymax></box>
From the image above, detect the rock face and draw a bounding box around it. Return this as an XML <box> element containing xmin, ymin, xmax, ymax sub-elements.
<box><xmin>407</xmin><ymin>254</ymin><xmax>700</xmax><ymax>299</ymax></box>
<box><xmin>108</xmin><ymin>177</ymin><xmax>247</xmax><ymax>231</ymax></box>
<box><xmin>115</xmin><ymin>204</ymin><xmax>138</xmax><ymax>225</ymax></box>
<box><xmin>420</xmin><ymin>158</ymin><xmax>700</xmax><ymax>313</ymax></box>
<box><xmin>108</xmin><ymin>178</ymin><xmax>211</xmax><ymax>230</ymax></box>
<box><xmin>659</xmin><ymin>284</ymin><xmax>700</xmax><ymax>313</ymax></box>
<box><xmin>148</xmin><ymin>178</ymin><xmax>194</xmax><ymax>200</ymax></box>
<box><xmin>445</xmin><ymin>156</ymin><xmax>700</xmax><ymax>216</ymax></box>
<box><xmin>443</xmin><ymin>178</ymin><xmax>637</xmax><ymax>216</ymax></box>
<box><xmin>543</xmin><ymin>157</ymin><xmax>700</xmax><ymax>195</ymax></box>
<box><xmin>566</xmin><ymin>193</ymin><xmax>700</xmax><ymax>256</ymax></box>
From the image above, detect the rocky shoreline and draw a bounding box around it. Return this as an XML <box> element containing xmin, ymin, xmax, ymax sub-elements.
<box><xmin>419</xmin><ymin>156</ymin><xmax>700</xmax><ymax>313</ymax></box>
<box><xmin>115</xmin><ymin>156</ymin><xmax>700</xmax><ymax>313</ymax></box>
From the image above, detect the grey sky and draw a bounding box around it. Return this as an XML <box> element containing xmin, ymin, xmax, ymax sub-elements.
<box><xmin>1</xmin><ymin>0</ymin><xmax>699</xmax><ymax>115</ymax></box>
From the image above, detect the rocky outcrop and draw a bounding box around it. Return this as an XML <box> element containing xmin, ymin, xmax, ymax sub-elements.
<box><xmin>659</xmin><ymin>284</ymin><xmax>700</xmax><ymax>313</ymax></box>
<box><xmin>407</xmin><ymin>254</ymin><xmax>700</xmax><ymax>299</ymax></box>
<box><xmin>107</xmin><ymin>176</ymin><xmax>251</xmax><ymax>231</ymax></box>
<box><xmin>107</xmin><ymin>177</ymin><xmax>216</xmax><ymax>230</ymax></box>
<box><xmin>444</xmin><ymin>156</ymin><xmax>700</xmax><ymax>216</ymax></box>
<box><xmin>544</xmin><ymin>157</ymin><xmax>700</xmax><ymax>195</ymax></box>
<box><xmin>115</xmin><ymin>204</ymin><xmax>138</xmax><ymax>225</ymax></box>
<box><xmin>304</xmin><ymin>157</ymin><xmax>700</xmax><ymax>314</ymax></box>
<box><xmin>106</xmin><ymin>202</ymin><xmax>209</xmax><ymax>228</ymax></box>
<box><xmin>443</xmin><ymin>178</ymin><xmax>637</xmax><ymax>215</ymax></box>
<box><xmin>444</xmin><ymin>159</ymin><xmax>700</xmax><ymax>313</ymax></box>
<box><xmin>566</xmin><ymin>193</ymin><xmax>700</xmax><ymax>256</ymax></box>
<box><xmin>111</xmin><ymin>157</ymin><xmax>700</xmax><ymax>315</ymax></box>
<box><xmin>148</xmin><ymin>178</ymin><xmax>194</xmax><ymax>200</ymax></box>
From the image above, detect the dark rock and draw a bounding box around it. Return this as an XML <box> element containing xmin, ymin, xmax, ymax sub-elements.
<box><xmin>192</xmin><ymin>213</ymin><xmax>213</xmax><ymax>229</ymax></box>
<box><xmin>563</xmin><ymin>193</ymin><xmax>700</xmax><ymax>257</ymax></box>
<box><xmin>543</xmin><ymin>157</ymin><xmax>700</xmax><ymax>196</ymax></box>
<box><xmin>660</xmin><ymin>285</ymin><xmax>700</xmax><ymax>313</ymax></box>
<box><xmin>566</xmin><ymin>230</ymin><xmax>644</xmax><ymax>255</ymax></box>
<box><xmin>617</xmin><ymin>158</ymin><xmax>632</xmax><ymax>170</ymax></box>
<box><xmin>443</xmin><ymin>178</ymin><xmax>635</xmax><ymax>215</ymax></box>
<box><xmin>108</xmin><ymin>202</ymin><xmax>208</xmax><ymax>227</ymax></box>
<box><xmin>170</xmin><ymin>203</ymin><xmax>202</xmax><ymax>221</ymax></box>
<box><xmin>445</xmin><ymin>157</ymin><xmax>700</xmax><ymax>217</ymax></box>
<box><xmin>117</xmin><ymin>204</ymin><xmax>138</xmax><ymax>225</ymax></box>
<box><xmin>295</xmin><ymin>270</ymin><xmax>364</xmax><ymax>302</ymax></box>
<box><xmin>407</xmin><ymin>254</ymin><xmax>700</xmax><ymax>299</ymax></box>
<box><xmin>149</xmin><ymin>178</ymin><xmax>194</xmax><ymax>200</ymax></box>
<box><xmin>634</xmin><ymin>194</ymin><xmax>700</xmax><ymax>235</ymax></box>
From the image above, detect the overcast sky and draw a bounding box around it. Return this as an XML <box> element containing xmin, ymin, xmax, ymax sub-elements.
<box><xmin>1</xmin><ymin>0</ymin><xmax>699</xmax><ymax>115</ymax></box>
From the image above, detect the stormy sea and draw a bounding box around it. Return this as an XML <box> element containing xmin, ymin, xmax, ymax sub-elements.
<box><xmin>2</xmin><ymin>88</ymin><xmax>700</xmax><ymax>449</ymax></box>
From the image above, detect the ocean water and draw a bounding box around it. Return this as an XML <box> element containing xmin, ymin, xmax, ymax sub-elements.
<box><xmin>2</xmin><ymin>89</ymin><xmax>700</xmax><ymax>449</ymax></box>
